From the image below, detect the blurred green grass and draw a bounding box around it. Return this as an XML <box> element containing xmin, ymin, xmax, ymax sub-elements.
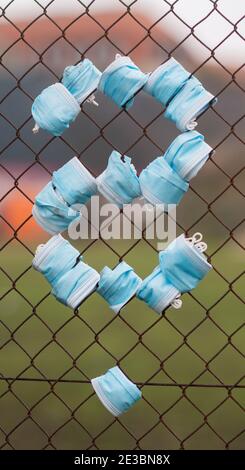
<box><xmin>0</xmin><ymin>238</ymin><xmax>244</xmax><ymax>449</ymax></box>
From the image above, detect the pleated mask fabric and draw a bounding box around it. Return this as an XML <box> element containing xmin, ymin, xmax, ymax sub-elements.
<box><xmin>32</xmin><ymin>234</ymin><xmax>79</xmax><ymax>285</ymax></box>
<box><xmin>51</xmin><ymin>259</ymin><xmax>100</xmax><ymax>309</ymax></box>
<box><xmin>163</xmin><ymin>131</ymin><xmax>213</xmax><ymax>182</ymax></box>
<box><xmin>32</xmin><ymin>182</ymin><xmax>80</xmax><ymax>235</ymax></box>
<box><xmin>144</xmin><ymin>57</ymin><xmax>217</xmax><ymax>132</ymax></box>
<box><xmin>136</xmin><ymin>265</ymin><xmax>180</xmax><ymax>314</ymax></box>
<box><xmin>137</xmin><ymin>233</ymin><xmax>212</xmax><ymax>313</ymax></box>
<box><xmin>32</xmin><ymin>83</ymin><xmax>81</xmax><ymax>136</ymax></box>
<box><xmin>33</xmin><ymin>157</ymin><xmax>97</xmax><ymax>234</ymax></box>
<box><xmin>164</xmin><ymin>75</ymin><xmax>217</xmax><ymax>132</ymax></box>
<box><xmin>96</xmin><ymin>150</ymin><xmax>141</xmax><ymax>207</ymax></box>
<box><xmin>32</xmin><ymin>235</ymin><xmax>100</xmax><ymax>309</ymax></box>
<box><xmin>91</xmin><ymin>366</ymin><xmax>141</xmax><ymax>416</ymax></box>
<box><xmin>145</xmin><ymin>57</ymin><xmax>190</xmax><ymax>107</ymax></box>
<box><xmin>139</xmin><ymin>157</ymin><xmax>189</xmax><ymax>207</ymax></box>
<box><xmin>52</xmin><ymin>157</ymin><xmax>97</xmax><ymax>206</ymax></box>
<box><xmin>99</xmin><ymin>54</ymin><xmax>148</xmax><ymax>110</ymax></box>
<box><xmin>32</xmin><ymin>59</ymin><xmax>101</xmax><ymax>136</ymax></box>
<box><xmin>62</xmin><ymin>58</ymin><xmax>101</xmax><ymax>104</ymax></box>
<box><xmin>159</xmin><ymin>233</ymin><xmax>212</xmax><ymax>294</ymax></box>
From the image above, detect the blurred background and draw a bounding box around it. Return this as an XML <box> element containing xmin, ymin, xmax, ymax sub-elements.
<box><xmin>0</xmin><ymin>0</ymin><xmax>244</xmax><ymax>450</ymax></box>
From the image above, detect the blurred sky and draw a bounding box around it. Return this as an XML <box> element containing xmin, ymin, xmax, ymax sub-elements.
<box><xmin>0</xmin><ymin>0</ymin><xmax>244</xmax><ymax>66</ymax></box>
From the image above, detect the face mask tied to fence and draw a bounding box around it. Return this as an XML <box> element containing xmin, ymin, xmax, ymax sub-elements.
<box><xmin>139</xmin><ymin>131</ymin><xmax>213</xmax><ymax>207</ymax></box>
<box><xmin>97</xmin><ymin>150</ymin><xmax>141</xmax><ymax>207</ymax></box>
<box><xmin>32</xmin><ymin>234</ymin><xmax>100</xmax><ymax>308</ymax></box>
<box><xmin>97</xmin><ymin>261</ymin><xmax>142</xmax><ymax>313</ymax></box>
<box><xmin>99</xmin><ymin>54</ymin><xmax>148</xmax><ymax>110</ymax></box>
<box><xmin>145</xmin><ymin>57</ymin><xmax>217</xmax><ymax>131</ymax></box>
<box><xmin>136</xmin><ymin>233</ymin><xmax>212</xmax><ymax>313</ymax></box>
<box><xmin>32</xmin><ymin>59</ymin><xmax>101</xmax><ymax>136</ymax></box>
<box><xmin>33</xmin><ymin>157</ymin><xmax>97</xmax><ymax>234</ymax></box>
<box><xmin>91</xmin><ymin>366</ymin><xmax>141</xmax><ymax>416</ymax></box>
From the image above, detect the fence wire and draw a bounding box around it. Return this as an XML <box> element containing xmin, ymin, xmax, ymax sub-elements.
<box><xmin>0</xmin><ymin>0</ymin><xmax>244</xmax><ymax>450</ymax></box>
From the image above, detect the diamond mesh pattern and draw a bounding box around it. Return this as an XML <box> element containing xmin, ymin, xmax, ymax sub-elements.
<box><xmin>0</xmin><ymin>0</ymin><xmax>244</xmax><ymax>450</ymax></box>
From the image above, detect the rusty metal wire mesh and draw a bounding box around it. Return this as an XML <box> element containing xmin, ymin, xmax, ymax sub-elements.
<box><xmin>0</xmin><ymin>0</ymin><xmax>244</xmax><ymax>450</ymax></box>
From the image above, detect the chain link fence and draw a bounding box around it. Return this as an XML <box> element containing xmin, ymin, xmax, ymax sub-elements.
<box><xmin>0</xmin><ymin>0</ymin><xmax>244</xmax><ymax>450</ymax></box>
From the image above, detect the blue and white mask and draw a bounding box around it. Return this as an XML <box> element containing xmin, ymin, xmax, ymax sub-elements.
<box><xmin>33</xmin><ymin>235</ymin><xmax>100</xmax><ymax>309</ymax></box>
<box><xmin>91</xmin><ymin>366</ymin><xmax>141</xmax><ymax>416</ymax></box>
<box><xmin>139</xmin><ymin>131</ymin><xmax>212</xmax><ymax>206</ymax></box>
<box><xmin>144</xmin><ymin>57</ymin><xmax>190</xmax><ymax>107</ymax></box>
<box><xmin>99</xmin><ymin>54</ymin><xmax>148</xmax><ymax>110</ymax></box>
<box><xmin>139</xmin><ymin>156</ymin><xmax>188</xmax><ymax>207</ymax></box>
<box><xmin>32</xmin><ymin>83</ymin><xmax>81</xmax><ymax>136</ymax></box>
<box><xmin>32</xmin><ymin>234</ymin><xmax>80</xmax><ymax>285</ymax></box>
<box><xmin>164</xmin><ymin>76</ymin><xmax>217</xmax><ymax>132</ymax></box>
<box><xmin>51</xmin><ymin>259</ymin><xmax>100</xmax><ymax>309</ymax></box>
<box><xmin>163</xmin><ymin>131</ymin><xmax>213</xmax><ymax>182</ymax></box>
<box><xmin>32</xmin><ymin>59</ymin><xmax>101</xmax><ymax>136</ymax></box>
<box><xmin>33</xmin><ymin>157</ymin><xmax>97</xmax><ymax>234</ymax></box>
<box><xmin>97</xmin><ymin>150</ymin><xmax>141</xmax><ymax>207</ymax></box>
<box><xmin>62</xmin><ymin>58</ymin><xmax>101</xmax><ymax>104</ymax></box>
<box><xmin>137</xmin><ymin>232</ymin><xmax>212</xmax><ymax>313</ymax></box>
<box><xmin>159</xmin><ymin>232</ymin><xmax>212</xmax><ymax>294</ymax></box>
<box><xmin>136</xmin><ymin>265</ymin><xmax>180</xmax><ymax>314</ymax></box>
<box><xmin>97</xmin><ymin>262</ymin><xmax>142</xmax><ymax>313</ymax></box>
<box><xmin>52</xmin><ymin>157</ymin><xmax>97</xmax><ymax>206</ymax></box>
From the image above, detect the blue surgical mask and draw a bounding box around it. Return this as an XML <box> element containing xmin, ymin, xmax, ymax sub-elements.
<box><xmin>137</xmin><ymin>232</ymin><xmax>212</xmax><ymax>313</ymax></box>
<box><xmin>144</xmin><ymin>57</ymin><xmax>190</xmax><ymax>107</ymax></box>
<box><xmin>97</xmin><ymin>150</ymin><xmax>141</xmax><ymax>207</ymax></box>
<box><xmin>62</xmin><ymin>58</ymin><xmax>101</xmax><ymax>104</ymax></box>
<box><xmin>139</xmin><ymin>131</ymin><xmax>212</xmax><ymax>206</ymax></box>
<box><xmin>32</xmin><ymin>83</ymin><xmax>81</xmax><ymax>136</ymax></box>
<box><xmin>91</xmin><ymin>366</ymin><xmax>141</xmax><ymax>416</ymax></box>
<box><xmin>52</xmin><ymin>157</ymin><xmax>97</xmax><ymax>206</ymax></box>
<box><xmin>33</xmin><ymin>182</ymin><xmax>80</xmax><ymax>234</ymax></box>
<box><xmin>139</xmin><ymin>156</ymin><xmax>188</xmax><ymax>206</ymax></box>
<box><xmin>164</xmin><ymin>76</ymin><xmax>217</xmax><ymax>132</ymax></box>
<box><xmin>136</xmin><ymin>265</ymin><xmax>180</xmax><ymax>314</ymax></box>
<box><xmin>99</xmin><ymin>54</ymin><xmax>148</xmax><ymax>110</ymax></box>
<box><xmin>159</xmin><ymin>232</ymin><xmax>212</xmax><ymax>293</ymax></box>
<box><xmin>32</xmin><ymin>59</ymin><xmax>101</xmax><ymax>136</ymax></box>
<box><xmin>32</xmin><ymin>234</ymin><xmax>80</xmax><ymax>285</ymax></box>
<box><xmin>163</xmin><ymin>131</ymin><xmax>213</xmax><ymax>181</ymax></box>
<box><xmin>97</xmin><ymin>262</ymin><xmax>142</xmax><ymax>313</ymax></box>
<box><xmin>33</xmin><ymin>157</ymin><xmax>97</xmax><ymax>234</ymax></box>
<box><xmin>33</xmin><ymin>235</ymin><xmax>100</xmax><ymax>309</ymax></box>
<box><xmin>51</xmin><ymin>259</ymin><xmax>100</xmax><ymax>309</ymax></box>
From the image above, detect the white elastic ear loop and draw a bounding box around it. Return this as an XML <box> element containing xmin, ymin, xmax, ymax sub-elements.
<box><xmin>35</xmin><ymin>244</ymin><xmax>45</xmax><ymax>255</ymax></box>
<box><xmin>115</xmin><ymin>53</ymin><xmax>122</xmax><ymax>59</ymax></box>
<box><xmin>86</xmin><ymin>93</ymin><xmax>99</xmax><ymax>106</ymax></box>
<box><xmin>32</xmin><ymin>123</ymin><xmax>40</xmax><ymax>134</ymax></box>
<box><xmin>186</xmin><ymin>120</ymin><xmax>197</xmax><ymax>131</ymax></box>
<box><xmin>171</xmin><ymin>294</ymin><xmax>182</xmax><ymax>309</ymax></box>
<box><xmin>186</xmin><ymin>232</ymin><xmax>203</xmax><ymax>245</ymax></box>
<box><xmin>186</xmin><ymin>232</ymin><xmax>207</xmax><ymax>253</ymax></box>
